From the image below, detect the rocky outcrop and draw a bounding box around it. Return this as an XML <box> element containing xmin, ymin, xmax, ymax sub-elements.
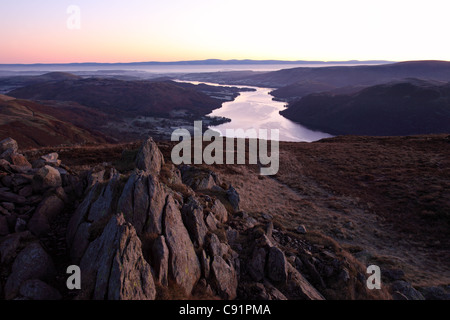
<box><xmin>164</xmin><ymin>195</ymin><xmax>201</xmax><ymax>294</ymax></box>
<box><xmin>79</xmin><ymin>214</ymin><xmax>156</xmax><ymax>300</ymax></box>
<box><xmin>152</xmin><ymin>236</ymin><xmax>169</xmax><ymax>286</ymax></box>
<box><xmin>117</xmin><ymin>170</ymin><xmax>167</xmax><ymax>235</ymax></box>
<box><xmin>180</xmin><ymin>165</ymin><xmax>221</xmax><ymax>191</ymax></box>
<box><xmin>135</xmin><ymin>137</ymin><xmax>164</xmax><ymax>174</ymax></box>
<box><xmin>0</xmin><ymin>136</ymin><xmax>412</xmax><ymax>301</ymax></box>
<box><xmin>181</xmin><ymin>196</ymin><xmax>208</xmax><ymax>247</ymax></box>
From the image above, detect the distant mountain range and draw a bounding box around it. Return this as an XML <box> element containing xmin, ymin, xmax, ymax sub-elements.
<box><xmin>0</xmin><ymin>59</ymin><xmax>392</xmax><ymax>67</ymax></box>
<box><xmin>180</xmin><ymin>60</ymin><xmax>450</xmax><ymax>89</ymax></box>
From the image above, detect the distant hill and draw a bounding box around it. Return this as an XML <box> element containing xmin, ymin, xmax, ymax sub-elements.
<box><xmin>249</xmin><ymin>60</ymin><xmax>450</xmax><ymax>88</ymax></box>
<box><xmin>179</xmin><ymin>60</ymin><xmax>450</xmax><ymax>91</ymax></box>
<box><xmin>0</xmin><ymin>96</ymin><xmax>109</xmax><ymax>148</ymax></box>
<box><xmin>0</xmin><ymin>72</ymin><xmax>81</xmax><ymax>93</ymax></box>
<box><xmin>8</xmin><ymin>77</ymin><xmax>224</xmax><ymax>118</ymax></box>
<box><xmin>269</xmin><ymin>81</ymin><xmax>338</xmax><ymax>102</ymax></box>
<box><xmin>280</xmin><ymin>79</ymin><xmax>450</xmax><ymax>136</ymax></box>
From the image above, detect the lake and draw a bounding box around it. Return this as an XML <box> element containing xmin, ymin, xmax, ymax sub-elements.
<box><xmin>178</xmin><ymin>81</ymin><xmax>332</xmax><ymax>142</ymax></box>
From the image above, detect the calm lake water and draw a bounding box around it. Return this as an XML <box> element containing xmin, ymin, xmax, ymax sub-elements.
<box><xmin>179</xmin><ymin>81</ymin><xmax>332</xmax><ymax>142</ymax></box>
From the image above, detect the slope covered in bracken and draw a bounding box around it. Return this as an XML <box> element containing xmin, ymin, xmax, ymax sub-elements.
<box><xmin>0</xmin><ymin>96</ymin><xmax>109</xmax><ymax>148</ymax></box>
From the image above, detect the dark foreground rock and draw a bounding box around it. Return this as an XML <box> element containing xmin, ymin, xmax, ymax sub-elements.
<box><xmin>0</xmin><ymin>136</ymin><xmax>422</xmax><ymax>301</ymax></box>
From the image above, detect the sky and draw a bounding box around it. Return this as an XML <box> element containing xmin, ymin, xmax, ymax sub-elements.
<box><xmin>1</xmin><ymin>0</ymin><xmax>450</xmax><ymax>64</ymax></box>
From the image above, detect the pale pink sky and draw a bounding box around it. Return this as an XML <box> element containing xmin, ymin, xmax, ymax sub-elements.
<box><xmin>1</xmin><ymin>0</ymin><xmax>450</xmax><ymax>64</ymax></box>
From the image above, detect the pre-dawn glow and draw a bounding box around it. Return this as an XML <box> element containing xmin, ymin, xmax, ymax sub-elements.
<box><xmin>1</xmin><ymin>0</ymin><xmax>450</xmax><ymax>63</ymax></box>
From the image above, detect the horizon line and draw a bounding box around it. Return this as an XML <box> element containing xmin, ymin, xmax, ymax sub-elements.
<box><xmin>0</xmin><ymin>58</ymin><xmax>400</xmax><ymax>66</ymax></box>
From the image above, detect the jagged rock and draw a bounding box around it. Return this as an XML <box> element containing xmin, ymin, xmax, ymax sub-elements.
<box><xmin>248</xmin><ymin>247</ymin><xmax>267</xmax><ymax>282</ymax></box>
<box><xmin>226</xmin><ymin>186</ymin><xmax>240</xmax><ymax>211</ymax></box>
<box><xmin>117</xmin><ymin>170</ymin><xmax>147</xmax><ymax>233</ymax></box>
<box><xmin>226</xmin><ymin>228</ymin><xmax>239</xmax><ymax>245</ymax></box>
<box><xmin>0</xmin><ymin>138</ymin><xmax>18</xmax><ymax>155</ymax></box>
<box><xmin>80</xmin><ymin>214</ymin><xmax>156</xmax><ymax>300</ymax></box>
<box><xmin>211</xmin><ymin>255</ymin><xmax>238</xmax><ymax>300</ymax></box>
<box><xmin>205</xmin><ymin>213</ymin><xmax>219</xmax><ymax>231</ymax></box>
<box><xmin>32</xmin><ymin>165</ymin><xmax>62</xmax><ymax>193</ymax></box>
<box><xmin>264</xmin><ymin>281</ymin><xmax>288</xmax><ymax>300</ymax></box>
<box><xmin>181</xmin><ymin>196</ymin><xmax>207</xmax><ymax>247</ymax></box>
<box><xmin>28</xmin><ymin>192</ymin><xmax>65</xmax><ymax>236</ymax></box>
<box><xmin>10</xmin><ymin>153</ymin><xmax>31</xmax><ymax>168</ymax></box>
<box><xmin>70</xmin><ymin>222</ymin><xmax>91</xmax><ymax>263</ymax></box>
<box><xmin>180</xmin><ymin>166</ymin><xmax>220</xmax><ymax>191</ymax></box>
<box><xmin>200</xmin><ymin>250</ymin><xmax>211</xmax><ymax>279</ymax></box>
<box><xmin>135</xmin><ymin>137</ymin><xmax>164</xmax><ymax>174</ymax></box>
<box><xmin>67</xmin><ymin>183</ymin><xmax>102</xmax><ymax>246</ymax></box>
<box><xmin>117</xmin><ymin>171</ymin><xmax>167</xmax><ymax>235</ymax></box>
<box><xmin>0</xmin><ymin>215</ymin><xmax>9</xmax><ymax>236</ymax></box>
<box><xmin>267</xmin><ymin>246</ymin><xmax>288</xmax><ymax>284</ymax></box>
<box><xmin>391</xmin><ymin>281</ymin><xmax>425</xmax><ymax>300</ymax></box>
<box><xmin>163</xmin><ymin>164</ymin><xmax>183</xmax><ymax>185</ymax></box>
<box><xmin>0</xmin><ymin>231</ymin><xmax>34</xmax><ymax>265</ymax></box>
<box><xmin>207</xmin><ymin>233</ymin><xmax>229</xmax><ymax>258</ymax></box>
<box><xmin>19</xmin><ymin>279</ymin><xmax>62</xmax><ymax>300</ymax></box>
<box><xmin>87</xmin><ymin>169</ymin><xmax>120</xmax><ymax>222</ymax></box>
<box><xmin>86</xmin><ymin>167</ymin><xmax>105</xmax><ymax>189</ymax></box>
<box><xmin>4</xmin><ymin>242</ymin><xmax>56</xmax><ymax>300</ymax></box>
<box><xmin>145</xmin><ymin>175</ymin><xmax>167</xmax><ymax>234</ymax></box>
<box><xmin>285</xmin><ymin>263</ymin><xmax>325</xmax><ymax>300</ymax></box>
<box><xmin>211</xmin><ymin>199</ymin><xmax>228</xmax><ymax>223</ymax></box>
<box><xmin>194</xmin><ymin>278</ymin><xmax>215</xmax><ymax>298</ymax></box>
<box><xmin>164</xmin><ymin>195</ymin><xmax>201</xmax><ymax>294</ymax></box>
<box><xmin>152</xmin><ymin>236</ymin><xmax>169</xmax><ymax>286</ymax></box>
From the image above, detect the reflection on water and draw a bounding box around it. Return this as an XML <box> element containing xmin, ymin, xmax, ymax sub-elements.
<box><xmin>207</xmin><ymin>86</ymin><xmax>332</xmax><ymax>142</ymax></box>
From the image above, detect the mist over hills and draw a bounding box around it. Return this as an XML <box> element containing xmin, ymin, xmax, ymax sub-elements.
<box><xmin>0</xmin><ymin>59</ymin><xmax>391</xmax><ymax>67</ymax></box>
<box><xmin>180</xmin><ymin>60</ymin><xmax>450</xmax><ymax>90</ymax></box>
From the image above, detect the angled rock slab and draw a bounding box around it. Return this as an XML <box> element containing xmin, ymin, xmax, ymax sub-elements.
<box><xmin>164</xmin><ymin>195</ymin><xmax>201</xmax><ymax>295</ymax></box>
<box><xmin>80</xmin><ymin>213</ymin><xmax>156</xmax><ymax>300</ymax></box>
